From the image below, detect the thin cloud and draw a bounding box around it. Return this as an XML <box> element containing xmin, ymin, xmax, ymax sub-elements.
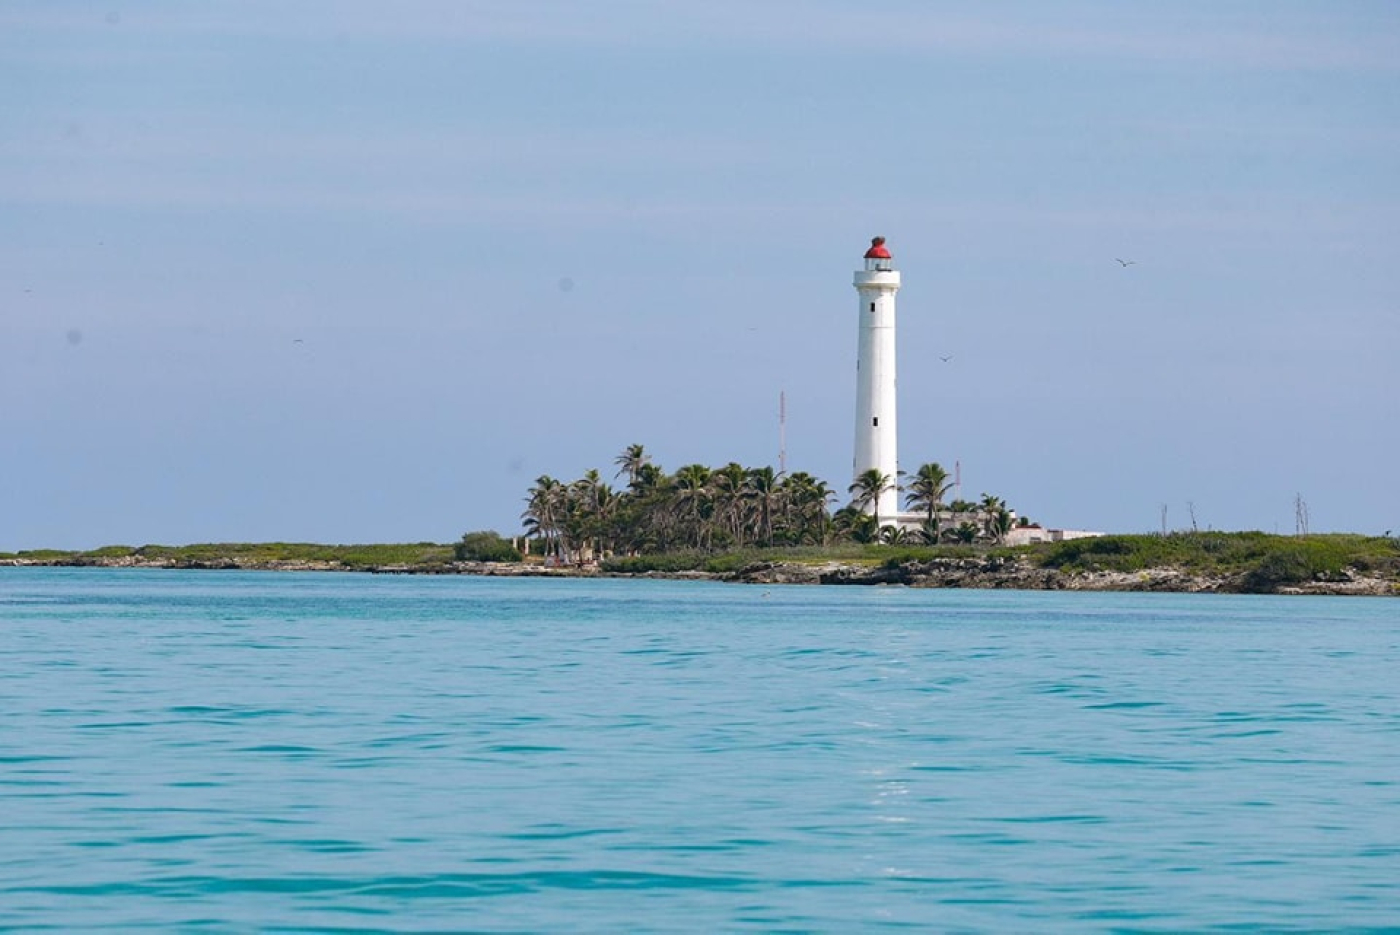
<box><xmin>5</xmin><ymin>1</ymin><xmax>1397</xmax><ymax>72</ymax></box>
<box><xmin>0</xmin><ymin>119</ymin><xmax>784</xmax><ymax>224</ymax></box>
<box><xmin>8</xmin><ymin>153</ymin><xmax>1391</xmax><ymax>248</ymax></box>
<box><xmin>0</xmin><ymin>122</ymin><xmax>768</xmax><ymax>170</ymax></box>
<box><xmin>0</xmin><ymin>169</ymin><xmax>828</xmax><ymax>227</ymax></box>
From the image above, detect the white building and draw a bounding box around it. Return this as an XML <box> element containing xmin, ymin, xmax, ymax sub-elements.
<box><xmin>1002</xmin><ymin>525</ymin><xmax>1103</xmax><ymax>546</ymax></box>
<box><xmin>852</xmin><ymin>236</ymin><xmax>901</xmax><ymax>522</ymax></box>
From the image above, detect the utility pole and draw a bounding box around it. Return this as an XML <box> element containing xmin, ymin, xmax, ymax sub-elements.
<box><xmin>778</xmin><ymin>390</ymin><xmax>787</xmax><ymax>475</ymax></box>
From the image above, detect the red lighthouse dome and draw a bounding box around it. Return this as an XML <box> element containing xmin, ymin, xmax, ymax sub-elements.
<box><xmin>864</xmin><ymin>236</ymin><xmax>891</xmax><ymax>260</ymax></box>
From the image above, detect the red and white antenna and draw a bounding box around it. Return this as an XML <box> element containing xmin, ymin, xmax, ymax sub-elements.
<box><xmin>779</xmin><ymin>390</ymin><xmax>787</xmax><ymax>474</ymax></box>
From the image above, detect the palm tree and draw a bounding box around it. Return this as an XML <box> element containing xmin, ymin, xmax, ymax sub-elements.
<box><xmin>593</xmin><ymin>482</ymin><xmax>624</xmax><ymax>556</ymax></box>
<box><xmin>849</xmin><ymin>513</ymin><xmax>880</xmax><ymax>544</ymax></box>
<box><xmin>781</xmin><ymin>472</ymin><xmax>835</xmax><ymax>545</ymax></box>
<box><xmin>522</xmin><ymin>475</ymin><xmax>567</xmax><ymax>562</ymax></box>
<box><xmin>671</xmin><ymin>463</ymin><xmax>713</xmax><ymax>549</ymax></box>
<box><xmin>613</xmin><ymin>443</ymin><xmax>650</xmax><ymax>487</ymax></box>
<box><xmin>905</xmin><ymin>462</ymin><xmax>953</xmax><ymax>531</ymax></box>
<box><xmin>916</xmin><ymin>519</ymin><xmax>941</xmax><ymax>545</ymax></box>
<box><xmin>710</xmin><ymin>462</ymin><xmax>750</xmax><ymax>546</ymax></box>
<box><xmin>848</xmin><ymin>468</ymin><xmax>895</xmax><ymax>529</ymax></box>
<box><xmin>559</xmin><ymin>494</ymin><xmax>592</xmax><ymax>564</ymax></box>
<box><xmin>806</xmin><ymin>477</ymin><xmax>836</xmax><ymax>545</ymax></box>
<box><xmin>978</xmin><ymin>493</ymin><xmax>1007</xmax><ymax>541</ymax></box>
<box><xmin>746</xmin><ymin>465</ymin><xmax>781</xmax><ymax>546</ymax></box>
<box><xmin>551</xmin><ymin>470</ymin><xmax>613</xmax><ymax>563</ymax></box>
<box><xmin>948</xmin><ymin>521</ymin><xmax>979</xmax><ymax>545</ymax></box>
<box><xmin>629</xmin><ymin>461</ymin><xmax>665</xmax><ymax>494</ymax></box>
<box><xmin>880</xmin><ymin>525</ymin><xmax>910</xmax><ymax>545</ymax></box>
<box><xmin>987</xmin><ymin>507</ymin><xmax>1014</xmax><ymax>545</ymax></box>
<box><xmin>616</xmin><ymin>468</ymin><xmax>672</xmax><ymax>555</ymax></box>
<box><xmin>573</xmin><ymin>469</ymin><xmax>603</xmax><ymax>509</ymax></box>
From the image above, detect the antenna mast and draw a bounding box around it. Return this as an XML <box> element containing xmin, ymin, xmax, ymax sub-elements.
<box><xmin>779</xmin><ymin>390</ymin><xmax>787</xmax><ymax>474</ymax></box>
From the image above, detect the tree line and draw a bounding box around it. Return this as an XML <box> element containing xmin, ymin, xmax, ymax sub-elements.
<box><xmin>520</xmin><ymin>444</ymin><xmax>1021</xmax><ymax>563</ymax></box>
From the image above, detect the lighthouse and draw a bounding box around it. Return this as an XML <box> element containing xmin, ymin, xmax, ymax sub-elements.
<box><xmin>852</xmin><ymin>236</ymin><xmax>901</xmax><ymax>523</ymax></box>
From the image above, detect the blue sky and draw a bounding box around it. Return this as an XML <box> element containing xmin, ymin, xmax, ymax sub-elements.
<box><xmin>3</xmin><ymin>1</ymin><xmax>1397</xmax><ymax>549</ymax></box>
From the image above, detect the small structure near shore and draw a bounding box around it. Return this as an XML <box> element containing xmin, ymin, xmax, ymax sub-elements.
<box><xmin>1000</xmin><ymin>525</ymin><xmax>1104</xmax><ymax>546</ymax></box>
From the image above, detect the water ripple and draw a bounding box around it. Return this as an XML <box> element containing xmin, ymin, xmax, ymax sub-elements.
<box><xmin>1</xmin><ymin>569</ymin><xmax>1397</xmax><ymax>931</ymax></box>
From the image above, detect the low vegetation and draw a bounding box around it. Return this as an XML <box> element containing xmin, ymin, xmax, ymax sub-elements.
<box><xmin>600</xmin><ymin>543</ymin><xmax>1013</xmax><ymax>575</ymax></box>
<box><xmin>1036</xmin><ymin>532</ymin><xmax>1400</xmax><ymax>585</ymax></box>
<box><xmin>600</xmin><ymin>532</ymin><xmax>1398</xmax><ymax>593</ymax></box>
<box><xmin>0</xmin><ymin>542</ymin><xmax>455</xmax><ymax>569</ymax></box>
<box><xmin>454</xmin><ymin>531</ymin><xmax>523</xmax><ymax>563</ymax></box>
<box><xmin>5</xmin><ymin>435</ymin><xmax>1395</xmax><ymax>596</ymax></box>
<box><xmin>4</xmin><ymin>533</ymin><xmax>1397</xmax><ymax>594</ymax></box>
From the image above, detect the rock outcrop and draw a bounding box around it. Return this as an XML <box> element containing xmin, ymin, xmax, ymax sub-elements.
<box><xmin>720</xmin><ymin>557</ymin><xmax>1396</xmax><ymax>595</ymax></box>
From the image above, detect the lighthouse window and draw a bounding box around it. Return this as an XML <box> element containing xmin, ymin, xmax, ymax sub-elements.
<box><xmin>869</xmin><ymin>302</ymin><xmax>875</xmax><ymax>313</ymax></box>
<box><xmin>872</xmin><ymin>417</ymin><xmax>879</xmax><ymax>427</ymax></box>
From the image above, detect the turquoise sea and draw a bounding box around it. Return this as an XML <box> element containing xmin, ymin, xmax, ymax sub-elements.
<box><xmin>1</xmin><ymin>569</ymin><xmax>1397</xmax><ymax>933</ymax></box>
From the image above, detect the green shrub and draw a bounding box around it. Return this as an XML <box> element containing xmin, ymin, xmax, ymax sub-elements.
<box><xmin>1039</xmin><ymin>535</ymin><xmax>1149</xmax><ymax>572</ymax></box>
<box><xmin>1243</xmin><ymin>547</ymin><xmax>1316</xmax><ymax>591</ymax></box>
<box><xmin>880</xmin><ymin>547</ymin><xmax>944</xmax><ymax>569</ymax></box>
<box><xmin>88</xmin><ymin>545</ymin><xmax>136</xmax><ymax>558</ymax></box>
<box><xmin>703</xmin><ymin>553</ymin><xmax>754</xmax><ymax>574</ymax></box>
<box><xmin>454</xmin><ymin>531</ymin><xmax>522</xmax><ymax>563</ymax></box>
<box><xmin>602</xmin><ymin>551</ymin><xmax>729</xmax><ymax>574</ymax></box>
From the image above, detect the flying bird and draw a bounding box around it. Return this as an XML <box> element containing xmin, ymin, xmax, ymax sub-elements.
<box><xmin>1115</xmin><ymin>258</ymin><xmax>1136</xmax><ymax>267</ymax></box>
<box><xmin>939</xmin><ymin>355</ymin><xmax>953</xmax><ymax>363</ymax></box>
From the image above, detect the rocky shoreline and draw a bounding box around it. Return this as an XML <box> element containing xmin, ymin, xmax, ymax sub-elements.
<box><xmin>4</xmin><ymin>554</ymin><xmax>1395</xmax><ymax>596</ymax></box>
<box><xmin>719</xmin><ymin>557</ymin><xmax>1398</xmax><ymax>596</ymax></box>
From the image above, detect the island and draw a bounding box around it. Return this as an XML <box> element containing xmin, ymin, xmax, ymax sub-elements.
<box><xmin>4</xmin><ymin>532</ymin><xmax>1397</xmax><ymax>596</ymax></box>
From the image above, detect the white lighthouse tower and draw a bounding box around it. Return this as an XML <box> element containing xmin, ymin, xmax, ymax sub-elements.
<box><xmin>852</xmin><ymin>236</ymin><xmax>901</xmax><ymax>523</ymax></box>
